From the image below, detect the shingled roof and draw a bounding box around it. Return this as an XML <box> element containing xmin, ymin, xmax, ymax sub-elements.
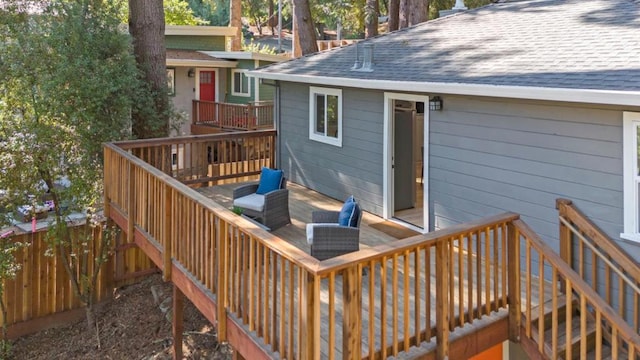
<box><xmin>252</xmin><ymin>0</ymin><xmax>640</xmax><ymax>105</ymax></box>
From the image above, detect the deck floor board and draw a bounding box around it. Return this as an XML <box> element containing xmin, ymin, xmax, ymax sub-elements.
<box><xmin>197</xmin><ymin>182</ymin><xmax>551</xmax><ymax>359</ymax></box>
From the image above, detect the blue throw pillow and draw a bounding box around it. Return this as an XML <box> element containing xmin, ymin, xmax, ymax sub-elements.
<box><xmin>338</xmin><ymin>196</ymin><xmax>360</xmax><ymax>227</ymax></box>
<box><xmin>256</xmin><ymin>167</ymin><xmax>284</xmax><ymax>195</ymax></box>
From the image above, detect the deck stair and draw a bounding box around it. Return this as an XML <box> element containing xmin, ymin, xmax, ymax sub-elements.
<box><xmin>524</xmin><ymin>294</ymin><xmax>616</xmax><ymax>359</ymax></box>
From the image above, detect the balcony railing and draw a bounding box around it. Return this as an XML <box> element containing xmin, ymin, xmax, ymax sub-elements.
<box><xmin>192</xmin><ymin>100</ymin><xmax>274</xmax><ymax>131</ymax></box>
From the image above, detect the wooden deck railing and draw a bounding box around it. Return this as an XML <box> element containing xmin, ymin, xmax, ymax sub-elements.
<box><xmin>192</xmin><ymin>100</ymin><xmax>274</xmax><ymax>131</ymax></box>
<box><xmin>103</xmin><ymin>133</ymin><xmax>640</xmax><ymax>359</ymax></box>
<box><xmin>557</xmin><ymin>199</ymin><xmax>640</xmax><ymax>340</ymax></box>
<box><xmin>313</xmin><ymin>214</ymin><xmax>516</xmax><ymax>359</ymax></box>
<box><xmin>114</xmin><ymin>130</ymin><xmax>275</xmax><ymax>186</ymax></box>
<box><xmin>513</xmin><ymin>219</ymin><xmax>640</xmax><ymax>359</ymax></box>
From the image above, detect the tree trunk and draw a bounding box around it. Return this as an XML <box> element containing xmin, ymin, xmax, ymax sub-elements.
<box><xmin>398</xmin><ymin>0</ymin><xmax>409</xmax><ymax>29</ymax></box>
<box><xmin>229</xmin><ymin>0</ymin><xmax>242</xmax><ymax>51</ymax></box>
<box><xmin>292</xmin><ymin>0</ymin><xmax>317</xmax><ymax>57</ymax></box>
<box><xmin>409</xmin><ymin>0</ymin><xmax>429</xmax><ymax>25</ymax></box>
<box><xmin>365</xmin><ymin>0</ymin><xmax>379</xmax><ymax>38</ymax></box>
<box><xmin>388</xmin><ymin>0</ymin><xmax>399</xmax><ymax>31</ymax></box>
<box><xmin>268</xmin><ymin>0</ymin><xmax>276</xmax><ymax>34</ymax></box>
<box><xmin>129</xmin><ymin>0</ymin><xmax>169</xmax><ymax>139</ymax></box>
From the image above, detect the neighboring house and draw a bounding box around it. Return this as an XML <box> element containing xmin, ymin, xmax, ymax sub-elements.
<box><xmin>250</xmin><ymin>0</ymin><xmax>640</xmax><ymax>258</ymax></box>
<box><xmin>164</xmin><ymin>25</ymin><xmax>287</xmax><ymax>136</ymax></box>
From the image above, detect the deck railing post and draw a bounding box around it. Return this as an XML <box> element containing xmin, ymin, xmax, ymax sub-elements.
<box><xmin>507</xmin><ymin>221</ymin><xmax>521</xmax><ymax>342</ymax></box>
<box><xmin>342</xmin><ymin>266</ymin><xmax>362</xmax><ymax>359</ymax></box>
<box><xmin>300</xmin><ymin>271</ymin><xmax>320</xmax><ymax>360</ymax></box>
<box><xmin>436</xmin><ymin>238</ymin><xmax>450</xmax><ymax>359</ymax></box>
<box><xmin>127</xmin><ymin>162</ymin><xmax>136</xmax><ymax>245</ymax></box>
<box><xmin>163</xmin><ymin>185</ymin><xmax>172</xmax><ymax>281</ymax></box>
<box><xmin>192</xmin><ymin>100</ymin><xmax>198</xmax><ymax>125</ymax></box>
<box><xmin>216</xmin><ymin>217</ymin><xmax>228</xmax><ymax>342</ymax></box>
<box><xmin>556</xmin><ymin>199</ymin><xmax>572</xmax><ymax>293</ymax></box>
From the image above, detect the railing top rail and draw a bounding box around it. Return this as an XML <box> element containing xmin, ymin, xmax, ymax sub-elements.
<box><xmin>104</xmin><ymin>142</ymin><xmax>320</xmax><ymax>273</ymax></box>
<box><xmin>315</xmin><ymin>212</ymin><xmax>520</xmax><ymax>276</ymax></box>
<box><xmin>556</xmin><ymin>198</ymin><xmax>640</xmax><ymax>283</ymax></box>
<box><xmin>112</xmin><ymin>130</ymin><xmax>277</xmax><ymax>149</ymax></box>
<box><xmin>514</xmin><ymin>218</ymin><xmax>640</xmax><ymax>349</ymax></box>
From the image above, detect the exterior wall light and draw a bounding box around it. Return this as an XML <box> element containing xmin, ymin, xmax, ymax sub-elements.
<box><xmin>188</xmin><ymin>68</ymin><xmax>195</xmax><ymax>78</ymax></box>
<box><xmin>429</xmin><ymin>96</ymin><xmax>443</xmax><ymax>111</ymax></box>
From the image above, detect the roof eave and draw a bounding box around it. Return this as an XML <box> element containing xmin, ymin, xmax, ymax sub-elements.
<box><xmin>201</xmin><ymin>51</ymin><xmax>289</xmax><ymax>63</ymax></box>
<box><xmin>167</xmin><ymin>59</ymin><xmax>238</xmax><ymax>68</ymax></box>
<box><xmin>248</xmin><ymin>71</ymin><xmax>640</xmax><ymax>107</ymax></box>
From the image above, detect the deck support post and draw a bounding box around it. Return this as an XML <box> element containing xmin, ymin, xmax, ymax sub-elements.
<box><xmin>172</xmin><ymin>285</ymin><xmax>184</xmax><ymax>360</ymax></box>
<box><xmin>300</xmin><ymin>272</ymin><xmax>320</xmax><ymax>360</ymax></box>
<box><xmin>507</xmin><ymin>221</ymin><xmax>521</xmax><ymax>342</ymax></box>
<box><xmin>163</xmin><ymin>185</ymin><xmax>172</xmax><ymax>281</ymax></box>
<box><xmin>342</xmin><ymin>266</ymin><xmax>362</xmax><ymax>359</ymax></box>
<box><xmin>216</xmin><ymin>218</ymin><xmax>228</xmax><ymax>342</ymax></box>
<box><xmin>436</xmin><ymin>239</ymin><xmax>450</xmax><ymax>359</ymax></box>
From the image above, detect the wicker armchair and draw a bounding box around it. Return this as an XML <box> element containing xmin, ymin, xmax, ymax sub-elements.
<box><xmin>307</xmin><ymin>209</ymin><xmax>362</xmax><ymax>261</ymax></box>
<box><xmin>232</xmin><ymin>178</ymin><xmax>290</xmax><ymax>231</ymax></box>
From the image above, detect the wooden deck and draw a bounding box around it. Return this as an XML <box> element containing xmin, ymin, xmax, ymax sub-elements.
<box><xmin>197</xmin><ymin>182</ymin><xmax>404</xmax><ymax>254</ymax></box>
<box><xmin>198</xmin><ymin>182</ymin><xmax>545</xmax><ymax>359</ymax></box>
<box><xmin>103</xmin><ymin>131</ymin><xmax>640</xmax><ymax>360</ymax></box>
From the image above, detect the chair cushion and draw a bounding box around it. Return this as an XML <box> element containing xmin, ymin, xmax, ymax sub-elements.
<box><xmin>233</xmin><ymin>193</ymin><xmax>265</xmax><ymax>212</ymax></box>
<box><xmin>306</xmin><ymin>223</ymin><xmax>341</xmax><ymax>245</ymax></box>
<box><xmin>256</xmin><ymin>167</ymin><xmax>284</xmax><ymax>195</ymax></box>
<box><xmin>338</xmin><ymin>196</ymin><xmax>360</xmax><ymax>227</ymax></box>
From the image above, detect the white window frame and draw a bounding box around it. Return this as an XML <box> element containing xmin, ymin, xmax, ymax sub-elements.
<box><xmin>231</xmin><ymin>69</ymin><xmax>251</xmax><ymax>97</ymax></box>
<box><xmin>622</xmin><ymin>111</ymin><xmax>640</xmax><ymax>243</ymax></box>
<box><xmin>308</xmin><ymin>86</ymin><xmax>342</xmax><ymax>147</ymax></box>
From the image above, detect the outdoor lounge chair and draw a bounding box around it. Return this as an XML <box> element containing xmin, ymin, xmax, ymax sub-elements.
<box><xmin>306</xmin><ymin>197</ymin><xmax>362</xmax><ymax>261</ymax></box>
<box><xmin>232</xmin><ymin>168</ymin><xmax>290</xmax><ymax>231</ymax></box>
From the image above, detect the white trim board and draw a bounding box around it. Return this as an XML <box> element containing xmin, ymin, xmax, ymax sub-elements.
<box><xmin>383</xmin><ymin>92</ymin><xmax>430</xmax><ymax>232</ymax></box>
<box><xmin>249</xmin><ymin>72</ymin><xmax>640</xmax><ymax>107</ymax></box>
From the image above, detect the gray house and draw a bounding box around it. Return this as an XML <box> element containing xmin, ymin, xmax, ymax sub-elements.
<box><xmin>251</xmin><ymin>0</ymin><xmax>640</xmax><ymax>258</ymax></box>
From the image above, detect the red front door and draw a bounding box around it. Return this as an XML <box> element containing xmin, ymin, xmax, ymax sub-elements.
<box><xmin>199</xmin><ymin>70</ymin><xmax>215</xmax><ymax>102</ymax></box>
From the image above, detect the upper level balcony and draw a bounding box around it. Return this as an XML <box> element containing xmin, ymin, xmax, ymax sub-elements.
<box><xmin>191</xmin><ymin>100</ymin><xmax>274</xmax><ymax>135</ymax></box>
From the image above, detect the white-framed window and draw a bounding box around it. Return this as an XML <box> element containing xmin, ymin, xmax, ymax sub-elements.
<box><xmin>622</xmin><ymin>111</ymin><xmax>640</xmax><ymax>243</ymax></box>
<box><xmin>231</xmin><ymin>69</ymin><xmax>250</xmax><ymax>97</ymax></box>
<box><xmin>309</xmin><ymin>86</ymin><xmax>342</xmax><ymax>147</ymax></box>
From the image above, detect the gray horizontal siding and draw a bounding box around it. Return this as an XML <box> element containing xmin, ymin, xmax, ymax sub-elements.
<box><xmin>277</xmin><ymin>83</ymin><xmax>639</xmax><ymax>260</ymax></box>
<box><xmin>278</xmin><ymin>82</ymin><xmax>385</xmax><ymax>214</ymax></box>
<box><xmin>430</xmin><ymin>96</ymin><xmax>625</xmax><ymax>253</ymax></box>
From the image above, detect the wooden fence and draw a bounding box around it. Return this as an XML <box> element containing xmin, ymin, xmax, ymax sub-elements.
<box><xmin>1</xmin><ymin>224</ymin><xmax>156</xmax><ymax>339</ymax></box>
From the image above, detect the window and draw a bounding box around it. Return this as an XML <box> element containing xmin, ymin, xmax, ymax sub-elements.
<box><xmin>309</xmin><ymin>86</ymin><xmax>342</xmax><ymax>147</ymax></box>
<box><xmin>622</xmin><ymin>112</ymin><xmax>640</xmax><ymax>242</ymax></box>
<box><xmin>232</xmin><ymin>69</ymin><xmax>250</xmax><ymax>97</ymax></box>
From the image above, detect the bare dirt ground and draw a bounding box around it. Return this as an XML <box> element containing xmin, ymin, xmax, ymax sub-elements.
<box><xmin>10</xmin><ymin>275</ymin><xmax>232</xmax><ymax>359</ymax></box>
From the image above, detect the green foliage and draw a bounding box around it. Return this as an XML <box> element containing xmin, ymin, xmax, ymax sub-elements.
<box><xmin>0</xmin><ymin>234</ymin><xmax>27</xmax><ymax>358</ymax></box>
<box><xmin>188</xmin><ymin>0</ymin><xmax>230</xmax><ymax>25</ymax></box>
<box><xmin>0</xmin><ymin>0</ymin><xmax>144</xmax><ymax>328</ymax></box>
<box><xmin>242</xmin><ymin>40</ymin><xmax>277</xmax><ymax>54</ymax></box>
<box><xmin>165</xmin><ymin>0</ymin><xmax>208</xmax><ymax>25</ymax></box>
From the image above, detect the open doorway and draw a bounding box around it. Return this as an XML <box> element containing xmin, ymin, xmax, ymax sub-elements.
<box><xmin>383</xmin><ymin>93</ymin><xmax>429</xmax><ymax>231</ymax></box>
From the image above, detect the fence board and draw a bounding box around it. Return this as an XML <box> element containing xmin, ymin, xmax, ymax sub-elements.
<box><xmin>1</xmin><ymin>224</ymin><xmax>154</xmax><ymax>339</ymax></box>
